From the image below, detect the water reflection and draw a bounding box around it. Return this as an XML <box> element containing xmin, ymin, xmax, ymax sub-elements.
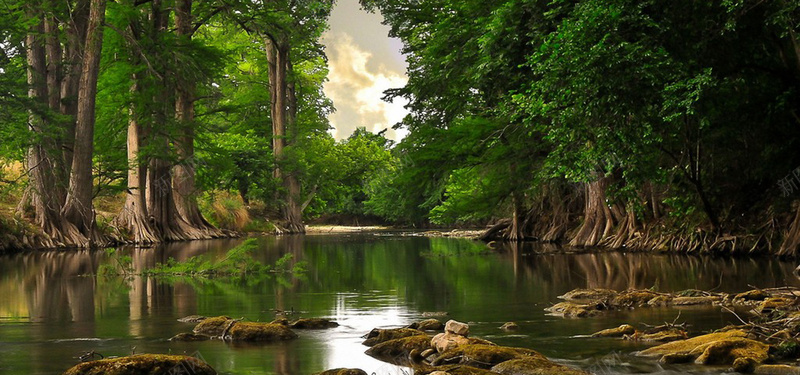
<box><xmin>0</xmin><ymin>235</ymin><xmax>799</xmax><ymax>375</ymax></box>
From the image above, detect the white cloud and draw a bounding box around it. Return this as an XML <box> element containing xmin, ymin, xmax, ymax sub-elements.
<box><xmin>322</xmin><ymin>32</ymin><xmax>409</xmax><ymax>142</ymax></box>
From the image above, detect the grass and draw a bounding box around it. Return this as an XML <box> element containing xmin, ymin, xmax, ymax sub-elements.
<box><xmin>99</xmin><ymin>239</ymin><xmax>307</xmax><ymax>280</ymax></box>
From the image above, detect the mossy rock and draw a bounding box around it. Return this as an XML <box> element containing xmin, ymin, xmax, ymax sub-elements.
<box><xmin>754</xmin><ymin>364</ymin><xmax>800</xmax><ymax>375</ymax></box>
<box><xmin>544</xmin><ymin>302</ymin><xmax>601</xmax><ymax>318</ymax></box>
<box><xmin>169</xmin><ymin>332</ymin><xmax>210</xmax><ymax>341</ymax></box>
<box><xmin>733</xmin><ymin>357</ymin><xmax>757</xmax><ymax>373</ymax></box>
<box><xmin>63</xmin><ymin>354</ymin><xmax>216</xmax><ymax>375</ymax></box>
<box><xmin>672</xmin><ymin>296</ymin><xmax>720</xmax><ymax>306</ymax></box>
<box><xmin>689</xmin><ymin>338</ymin><xmax>769</xmax><ymax>365</ymax></box>
<box><xmin>611</xmin><ymin>290</ymin><xmax>660</xmax><ymax>307</ymax></box>
<box><xmin>591</xmin><ymin>324</ymin><xmax>636</xmax><ymax>338</ymax></box>
<box><xmin>432</xmin><ymin>344</ymin><xmax>542</xmax><ymax>369</ymax></box>
<box><xmin>491</xmin><ymin>357</ymin><xmax>590</xmax><ymax>375</ymax></box>
<box><xmin>627</xmin><ymin>328</ymin><xmax>687</xmax><ymax>343</ymax></box>
<box><xmin>558</xmin><ymin>288</ymin><xmax>617</xmax><ymax>302</ymax></box>
<box><xmin>313</xmin><ymin>368</ymin><xmax>368</xmax><ymax>375</ymax></box>
<box><xmin>638</xmin><ymin>330</ymin><xmax>748</xmax><ymax>358</ymax></box>
<box><xmin>193</xmin><ymin>316</ymin><xmax>234</xmax><ymax>336</ymax></box>
<box><xmin>409</xmin><ymin>319</ymin><xmax>444</xmax><ymax>331</ymax></box>
<box><xmin>365</xmin><ymin>335</ymin><xmax>432</xmax><ymax>364</ymax></box>
<box><xmin>227</xmin><ymin>322</ymin><xmax>298</xmax><ymax>341</ymax></box>
<box><xmin>290</xmin><ymin>318</ymin><xmax>339</xmax><ymax>329</ymax></box>
<box><xmin>362</xmin><ymin>328</ymin><xmax>427</xmax><ymax>347</ymax></box>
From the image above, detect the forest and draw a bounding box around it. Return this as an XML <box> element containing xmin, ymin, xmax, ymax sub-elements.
<box><xmin>1</xmin><ymin>0</ymin><xmax>799</xmax><ymax>257</ymax></box>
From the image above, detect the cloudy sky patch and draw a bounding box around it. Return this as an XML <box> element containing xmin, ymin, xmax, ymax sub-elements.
<box><xmin>321</xmin><ymin>0</ymin><xmax>409</xmax><ymax>142</ymax></box>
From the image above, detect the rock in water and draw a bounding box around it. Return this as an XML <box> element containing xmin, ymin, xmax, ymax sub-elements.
<box><xmin>362</xmin><ymin>328</ymin><xmax>426</xmax><ymax>347</ymax></box>
<box><xmin>500</xmin><ymin>322</ymin><xmax>520</xmax><ymax>331</ymax></box>
<box><xmin>591</xmin><ymin>324</ymin><xmax>635</xmax><ymax>338</ymax></box>
<box><xmin>226</xmin><ymin>322</ymin><xmax>298</xmax><ymax>341</ymax></box>
<box><xmin>365</xmin><ymin>335</ymin><xmax>433</xmax><ymax>365</ymax></box>
<box><xmin>431</xmin><ymin>332</ymin><xmax>470</xmax><ymax>353</ymax></box>
<box><xmin>408</xmin><ymin>319</ymin><xmax>444</xmax><ymax>331</ymax></box>
<box><xmin>639</xmin><ymin>329</ymin><xmax>769</xmax><ymax>367</ymax></box>
<box><xmin>432</xmin><ymin>344</ymin><xmax>541</xmax><ymax>369</ymax></box>
<box><xmin>63</xmin><ymin>354</ymin><xmax>216</xmax><ymax>375</ymax></box>
<box><xmin>444</xmin><ymin>320</ymin><xmax>469</xmax><ymax>336</ymax></box>
<box><xmin>193</xmin><ymin>316</ymin><xmax>235</xmax><ymax>336</ymax></box>
<box><xmin>491</xmin><ymin>357</ymin><xmax>590</xmax><ymax>375</ymax></box>
<box><xmin>290</xmin><ymin>318</ymin><xmax>339</xmax><ymax>329</ymax></box>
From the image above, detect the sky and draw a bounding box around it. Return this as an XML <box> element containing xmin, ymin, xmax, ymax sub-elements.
<box><xmin>321</xmin><ymin>0</ymin><xmax>409</xmax><ymax>142</ymax></box>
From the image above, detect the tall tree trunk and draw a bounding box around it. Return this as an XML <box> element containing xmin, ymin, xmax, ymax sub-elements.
<box><xmin>265</xmin><ymin>37</ymin><xmax>305</xmax><ymax>234</ymax></box>
<box><xmin>62</xmin><ymin>0</ymin><xmax>107</xmax><ymax>245</ymax></box>
<box><xmin>569</xmin><ymin>177</ymin><xmax>616</xmax><ymax>247</ymax></box>
<box><xmin>115</xmin><ymin>77</ymin><xmax>159</xmax><ymax>244</ymax></box>
<box><xmin>23</xmin><ymin>4</ymin><xmax>84</xmax><ymax>246</ymax></box>
<box><xmin>173</xmin><ymin>0</ymin><xmax>220</xmax><ymax>238</ymax></box>
<box><xmin>60</xmin><ymin>0</ymin><xmax>90</xmax><ymax>173</ymax></box>
<box><xmin>143</xmin><ymin>0</ymin><xmax>197</xmax><ymax>242</ymax></box>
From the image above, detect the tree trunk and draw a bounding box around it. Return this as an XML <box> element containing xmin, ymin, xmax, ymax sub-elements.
<box><xmin>779</xmin><ymin>203</ymin><xmax>800</xmax><ymax>257</ymax></box>
<box><xmin>569</xmin><ymin>177</ymin><xmax>616</xmax><ymax>247</ymax></box>
<box><xmin>60</xmin><ymin>0</ymin><xmax>90</xmax><ymax>172</ymax></box>
<box><xmin>115</xmin><ymin>78</ymin><xmax>159</xmax><ymax>244</ymax></box>
<box><xmin>62</xmin><ymin>0</ymin><xmax>107</xmax><ymax>245</ymax></box>
<box><xmin>173</xmin><ymin>0</ymin><xmax>221</xmax><ymax>238</ymax></box>
<box><xmin>265</xmin><ymin>37</ymin><xmax>304</xmax><ymax>234</ymax></box>
<box><xmin>144</xmin><ymin>0</ymin><xmax>200</xmax><ymax>242</ymax></box>
<box><xmin>24</xmin><ymin>4</ymin><xmax>84</xmax><ymax>247</ymax></box>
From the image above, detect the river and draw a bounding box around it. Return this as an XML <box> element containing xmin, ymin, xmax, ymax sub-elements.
<box><xmin>0</xmin><ymin>233</ymin><xmax>798</xmax><ymax>374</ymax></box>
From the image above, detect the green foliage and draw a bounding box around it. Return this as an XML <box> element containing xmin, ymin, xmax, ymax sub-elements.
<box><xmin>143</xmin><ymin>239</ymin><xmax>307</xmax><ymax>279</ymax></box>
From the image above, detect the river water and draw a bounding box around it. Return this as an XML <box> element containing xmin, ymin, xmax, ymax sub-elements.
<box><xmin>1</xmin><ymin>233</ymin><xmax>798</xmax><ymax>374</ymax></box>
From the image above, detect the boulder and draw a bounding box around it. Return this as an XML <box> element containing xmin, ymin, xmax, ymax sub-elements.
<box><xmin>409</xmin><ymin>319</ymin><xmax>444</xmax><ymax>331</ymax></box>
<box><xmin>558</xmin><ymin>288</ymin><xmax>617</xmax><ymax>302</ymax></box>
<box><xmin>362</xmin><ymin>328</ymin><xmax>426</xmax><ymax>347</ymax></box>
<box><xmin>431</xmin><ymin>332</ymin><xmax>470</xmax><ymax>353</ymax></box>
<box><xmin>611</xmin><ymin>290</ymin><xmax>661</xmax><ymax>307</ymax></box>
<box><xmin>733</xmin><ymin>357</ymin><xmax>757</xmax><ymax>373</ymax></box>
<box><xmin>638</xmin><ymin>330</ymin><xmax>749</xmax><ymax>357</ymax></box>
<box><xmin>290</xmin><ymin>318</ymin><xmax>339</xmax><ymax>329</ymax></box>
<box><xmin>445</xmin><ymin>320</ymin><xmax>469</xmax><ymax>336</ymax></box>
<box><xmin>432</xmin><ymin>344</ymin><xmax>541</xmax><ymax>369</ymax></box>
<box><xmin>415</xmin><ymin>365</ymin><xmax>495</xmax><ymax>375</ymax></box>
<box><xmin>626</xmin><ymin>328</ymin><xmax>687</xmax><ymax>342</ymax></box>
<box><xmin>226</xmin><ymin>322</ymin><xmax>298</xmax><ymax>341</ymax></box>
<box><xmin>690</xmin><ymin>338</ymin><xmax>769</xmax><ymax>365</ymax></box>
<box><xmin>500</xmin><ymin>322</ymin><xmax>520</xmax><ymax>331</ymax></box>
<box><xmin>491</xmin><ymin>357</ymin><xmax>590</xmax><ymax>375</ymax></box>
<box><xmin>638</xmin><ymin>329</ymin><xmax>768</xmax><ymax>367</ymax></box>
<box><xmin>545</xmin><ymin>302</ymin><xmax>601</xmax><ymax>318</ymax></box>
<box><xmin>63</xmin><ymin>354</ymin><xmax>216</xmax><ymax>375</ymax></box>
<box><xmin>313</xmin><ymin>369</ymin><xmax>368</xmax><ymax>375</ymax></box>
<box><xmin>365</xmin><ymin>335</ymin><xmax>433</xmax><ymax>365</ymax></box>
<box><xmin>193</xmin><ymin>316</ymin><xmax>235</xmax><ymax>336</ymax></box>
<box><xmin>591</xmin><ymin>324</ymin><xmax>635</xmax><ymax>338</ymax></box>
